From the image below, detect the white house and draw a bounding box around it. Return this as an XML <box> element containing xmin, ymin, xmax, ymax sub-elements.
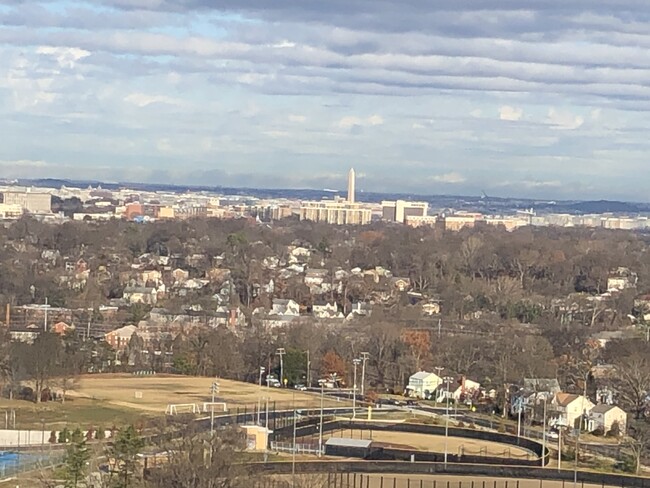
<box><xmin>313</xmin><ymin>302</ymin><xmax>343</xmax><ymax>319</ymax></box>
<box><xmin>452</xmin><ymin>377</ymin><xmax>481</xmax><ymax>402</ymax></box>
<box><xmin>551</xmin><ymin>393</ymin><xmax>595</xmax><ymax>429</ymax></box>
<box><xmin>406</xmin><ymin>371</ymin><xmax>443</xmax><ymax>399</ymax></box>
<box><xmin>271</xmin><ymin>299</ymin><xmax>300</xmax><ymax>316</ymax></box>
<box><xmin>588</xmin><ymin>404</ymin><xmax>627</xmax><ymax>434</ymax></box>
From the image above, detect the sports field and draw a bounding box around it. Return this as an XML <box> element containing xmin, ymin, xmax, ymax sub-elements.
<box><xmin>320</xmin><ymin>430</ymin><xmax>533</xmax><ymax>459</ymax></box>
<box><xmin>0</xmin><ymin>374</ymin><xmax>352</xmax><ymax>430</ymax></box>
<box><xmin>70</xmin><ymin>374</ymin><xmax>349</xmax><ymax>413</ymax></box>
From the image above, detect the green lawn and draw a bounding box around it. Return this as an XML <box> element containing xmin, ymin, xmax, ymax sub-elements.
<box><xmin>0</xmin><ymin>397</ymin><xmax>148</xmax><ymax>430</ymax></box>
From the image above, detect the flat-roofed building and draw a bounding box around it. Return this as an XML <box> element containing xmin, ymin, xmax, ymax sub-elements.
<box><xmin>300</xmin><ymin>198</ymin><xmax>371</xmax><ymax>225</ymax></box>
<box><xmin>0</xmin><ymin>203</ymin><xmax>24</xmax><ymax>219</ymax></box>
<box><xmin>382</xmin><ymin>200</ymin><xmax>429</xmax><ymax>223</ymax></box>
<box><xmin>442</xmin><ymin>213</ymin><xmax>484</xmax><ymax>231</ymax></box>
<box><xmin>406</xmin><ymin>215</ymin><xmax>438</xmax><ymax>227</ymax></box>
<box><xmin>2</xmin><ymin>190</ymin><xmax>51</xmax><ymax>213</ymax></box>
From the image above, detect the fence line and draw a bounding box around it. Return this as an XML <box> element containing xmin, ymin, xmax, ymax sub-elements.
<box><xmin>269</xmin><ymin>441</ymin><xmax>322</xmax><ymax>455</ymax></box>
<box><xmin>249</xmin><ymin>473</ymin><xmax>633</xmax><ymax>488</ymax></box>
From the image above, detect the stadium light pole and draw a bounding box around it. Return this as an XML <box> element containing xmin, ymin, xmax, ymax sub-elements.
<box><xmin>360</xmin><ymin>352</ymin><xmax>370</xmax><ymax>397</ymax></box>
<box><xmin>318</xmin><ymin>379</ymin><xmax>326</xmax><ymax>457</ymax></box>
<box><xmin>210</xmin><ymin>378</ymin><xmax>220</xmax><ymax>435</ymax></box>
<box><xmin>257</xmin><ymin>366</ymin><xmax>266</xmax><ymax>425</ymax></box>
<box><xmin>352</xmin><ymin>358</ymin><xmax>361</xmax><ymax>420</ymax></box>
<box><xmin>277</xmin><ymin>348</ymin><xmax>286</xmax><ymax>388</ymax></box>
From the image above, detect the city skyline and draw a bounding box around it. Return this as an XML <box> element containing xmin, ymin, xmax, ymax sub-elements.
<box><xmin>3</xmin><ymin>2</ymin><xmax>650</xmax><ymax>200</ymax></box>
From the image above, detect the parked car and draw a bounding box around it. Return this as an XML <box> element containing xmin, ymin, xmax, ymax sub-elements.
<box><xmin>294</xmin><ymin>383</ymin><xmax>307</xmax><ymax>391</ymax></box>
<box><xmin>546</xmin><ymin>430</ymin><xmax>559</xmax><ymax>440</ymax></box>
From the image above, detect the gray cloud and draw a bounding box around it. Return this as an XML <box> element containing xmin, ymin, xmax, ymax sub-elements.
<box><xmin>2</xmin><ymin>1</ymin><xmax>650</xmax><ymax>199</ymax></box>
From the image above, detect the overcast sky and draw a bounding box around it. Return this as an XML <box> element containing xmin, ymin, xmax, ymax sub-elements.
<box><xmin>2</xmin><ymin>1</ymin><xmax>650</xmax><ymax>200</ymax></box>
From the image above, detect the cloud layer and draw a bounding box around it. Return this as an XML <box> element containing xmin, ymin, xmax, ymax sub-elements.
<box><xmin>1</xmin><ymin>1</ymin><xmax>650</xmax><ymax>200</ymax></box>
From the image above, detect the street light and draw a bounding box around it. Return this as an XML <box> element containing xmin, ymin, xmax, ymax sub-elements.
<box><xmin>352</xmin><ymin>358</ymin><xmax>361</xmax><ymax>420</ymax></box>
<box><xmin>360</xmin><ymin>352</ymin><xmax>370</xmax><ymax>397</ymax></box>
<box><xmin>277</xmin><ymin>348</ymin><xmax>286</xmax><ymax>388</ymax></box>
<box><xmin>257</xmin><ymin>366</ymin><xmax>266</xmax><ymax>425</ymax></box>
<box><xmin>443</xmin><ymin>375</ymin><xmax>453</xmax><ymax>466</ymax></box>
<box><xmin>318</xmin><ymin>379</ymin><xmax>327</xmax><ymax>457</ymax></box>
<box><xmin>516</xmin><ymin>390</ymin><xmax>523</xmax><ymax>438</ymax></box>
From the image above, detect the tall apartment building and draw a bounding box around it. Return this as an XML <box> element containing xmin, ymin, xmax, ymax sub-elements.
<box><xmin>382</xmin><ymin>200</ymin><xmax>429</xmax><ymax>223</ymax></box>
<box><xmin>300</xmin><ymin>198</ymin><xmax>371</xmax><ymax>225</ymax></box>
<box><xmin>2</xmin><ymin>190</ymin><xmax>51</xmax><ymax>214</ymax></box>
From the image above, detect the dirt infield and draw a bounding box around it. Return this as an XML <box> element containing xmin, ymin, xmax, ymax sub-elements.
<box><xmin>70</xmin><ymin>374</ymin><xmax>350</xmax><ymax>413</ymax></box>
<box><xmin>320</xmin><ymin>430</ymin><xmax>534</xmax><ymax>459</ymax></box>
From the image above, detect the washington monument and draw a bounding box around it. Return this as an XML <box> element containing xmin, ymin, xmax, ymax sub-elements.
<box><xmin>347</xmin><ymin>168</ymin><xmax>355</xmax><ymax>203</ymax></box>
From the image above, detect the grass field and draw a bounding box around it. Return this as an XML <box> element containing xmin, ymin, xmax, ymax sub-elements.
<box><xmin>0</xmin><ymin>374</ymin><xmax>352</xmax><ymax>430</ymax></box>
<box><xmin>70</xmin><ymin>374</ymin><xmax>349</xmax><ymax>412</ymax></box>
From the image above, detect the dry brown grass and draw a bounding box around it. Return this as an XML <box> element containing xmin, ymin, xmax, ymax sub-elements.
<box><xmin>69</xmin><ymin>374</ymin><xmax>350</xmax><ymax>413</ymax></box>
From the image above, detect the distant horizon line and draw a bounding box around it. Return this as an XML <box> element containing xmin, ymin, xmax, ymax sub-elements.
<box><xmin>0</xmin><ymin>176</ymin><xmax>580</xmax><ymax>204</ymax></box>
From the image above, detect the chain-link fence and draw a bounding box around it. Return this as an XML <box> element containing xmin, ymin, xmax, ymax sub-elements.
<box><xmin>0</xmin><ymin>449</ymin><xmax>63</xmax><ymax>479</ymax></box>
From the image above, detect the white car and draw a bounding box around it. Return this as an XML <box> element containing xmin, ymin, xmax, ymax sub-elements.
<box><xmin>546</xmin><ymin>430</ymin><xmax>559</xmax><ymax>440</ymax></box>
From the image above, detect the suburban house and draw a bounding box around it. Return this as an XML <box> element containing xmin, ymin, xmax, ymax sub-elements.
<box><xmin>253</xmin><ymin>299</ymin><xmax>301</xmax><ymax>328</ymax></box>
<box><xmin>346</xmin><ymin>302</ymin><xmax>373</xmax><ymax>320</ymax></box>
<box><xmin>214</xmin><ymin>306</ymin><xmax>246</xmax><ymax>328</ymax></box>
<box><xmin>105</xmin><ymin>325</ymin><xmax>138</xmax><ymax>351</ymax></box>
<box><xmin>390</xmin><ymin>277</ymin><xmax>411</xmax><ymax>292</ymax></box>
<box><xmin>421</xmin><ymin>301</ymin><xmax>441</xmax><ymax>316</ymax></box>
<box><xmin>51</xmin><ymin>321</ymin><xmax>73</xmax><ymax>336</ymax></box>
<box><xmin>551</xmin><ymin>393</ymin><xmax>595</xmax><ymax>428</ymax></box>
<box><xmin>406</xmin><ymin>371</ymin><xmax>443</xmax><ymax>399</ymax></box>
<box><xmin>588</xmin><ymin>404</ymin><xmax>627</xmax><ymax>434</ymax></box>
<box><xmin>312</xmin><ymin>302</ymin><xmax>343</xmax><ymax>319</ymax></box>
<box><xmin>8</xmin><ymin>324</ymin><xmax>41</xmax><ymax>343</ymax></box>
<box><xmin>523</xmin><ymin>378</ymin><xmax>561</xmax><ymax>404</ymax></box>
<box><xmin>271</xmin><ymin>299</ymin><xmax>300</xmax><ymax>316</ymax></box>
<box><xmin>607</xmin><ymin>267</ymin><xmax>637</xmax><ymax>292</ymax></box>
<box><xmin>452</xmin><ymin>377</ymin><xmax>481</xmax><ymax>402</ymax></box>
<box><xmin>123</xmin><ymin>286</ymin><xmax>158</xmax><ymax>305</ymax></box>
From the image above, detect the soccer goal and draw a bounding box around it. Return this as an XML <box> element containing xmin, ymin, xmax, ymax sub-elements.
<box><xmin>165</xmin><ymin>403</ymin><xmax>200</xmax><ymax>415</ymax></box>
<box><xmin>203</xmin><ymin>402</ymin><xmax>228</xmax><ymax>413</ymax></box>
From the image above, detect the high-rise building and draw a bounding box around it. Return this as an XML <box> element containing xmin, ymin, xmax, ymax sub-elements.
<box><xmin>382</xmin><ymin>200</ymin><xmax>429</xmax><ymax>223</ymax></box>
<box><xmin>347</xmin><ymin>168</ymin><xmax>355</xmax><ymax>203</ymax></box>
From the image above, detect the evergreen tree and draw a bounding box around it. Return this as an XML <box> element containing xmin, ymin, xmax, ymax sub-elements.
<box><xmin>110</xmin><ymin>425</ymin><xmax>144</xmax><ymax>488</ymax></box>
<box><xmin>63</xmin><ymin>428</ymin><xmax>90</xmax><ymax>488</ymax></box>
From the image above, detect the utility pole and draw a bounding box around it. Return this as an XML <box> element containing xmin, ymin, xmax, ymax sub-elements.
<box><xmin>277</xmin><ymin>348</ymin><xmax>286</xmax><ymax>388</ymax></box>
<box><xmin>352</xmin><ymin>358</ymin><xmax>361</xmax><ymax>420</ymax></box>
<box><xmin>542</xmin><ymin>397</ymin><xmax>547</xmax><ymax>468</ymax></box>
<box><xmin>517</xmin><ymin>396</ymin><xmax>523</xmax><ymax>438</ymax></box>
<box><xmin>43</xmin><ymin>297</ymin><xmax>48</xmax><ymax>332</ymax></box>
<box><xmin>306</xmin><ymin>350</ymin><xmax>311</xmax><ymax>387</ymax></box>
<box><xmin>444</xmin><ymin>376</ymin><xmax>451</xmax><ymax>467</ymax></box>
<box><xmin>434</xmin><ymin>367</ymin><xmax>444</xmax><ymax>403</ymax></box>
<box><xmin>292</xmin><ymin>390</ymin><xmax>297</xmax><ymax>487</ymax></box>
<box><xmin>257</xmin><ymin>366</ymin><xmax>265</xmax><ymax>425</ymax></box>
<box><xmin>87</xmin><ymin>302</ymin><xmax>92</xmax><ymax>341</ymax></box>
<box><xmin>360</xmin><ymin>352</ymin><xmax>370</xmax><ymax>397</ymax></box>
